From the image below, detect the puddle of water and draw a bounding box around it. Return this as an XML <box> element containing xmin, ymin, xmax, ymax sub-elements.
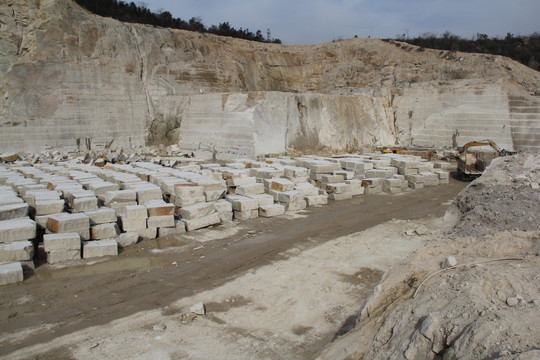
<box><xmin>32</xmin><ymin>256</ymin><xmax>170</xmax><ymax>281</ymax></box>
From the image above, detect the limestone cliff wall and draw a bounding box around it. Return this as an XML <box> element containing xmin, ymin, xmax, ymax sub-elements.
<box><xmin>1</xmin><ymin>0</ymin><xmax>539</xmax><ymax>155</ymax></box>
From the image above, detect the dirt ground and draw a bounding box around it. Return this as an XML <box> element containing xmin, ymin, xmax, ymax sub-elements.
<box><xmin>0</xmin><ymin>177</ymin><xmax>467</xmax><ymax>359</ymax></box>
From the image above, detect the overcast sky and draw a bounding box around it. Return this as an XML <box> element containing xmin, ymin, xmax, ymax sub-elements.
<box><xmin>140</xmin><ymin>0</ymin><xmax>540</xmax><ymax>45</ymax></box>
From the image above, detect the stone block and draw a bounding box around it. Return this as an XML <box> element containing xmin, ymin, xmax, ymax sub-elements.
<box><xmin>108</xmin><ymin>201</ymin><xmax>138</xmax><ymax>217</ymax></box>
<box><xmin>91</xmin><ymin>223</ymin><xmax>120</xmax><ymax>240</ymax></box>
<box><xmin>72</xmin><ymin>197</ymin><xmax>98</xmax><ymax>212</ymax></box>
<box><xmin>43</xmin><ymin>233</ymin><xmax>81</xmax><ymax>251</ymax></box>
<box><xmin>147</xmin><ymin>215</ymin><xmax>175</xmax><ymax>228</ymax></box>
<box><xmin>34</xmin><ymin>199</ymin><xmax>65</xmax><ymax>215</ymax></box>
<box><xmin>47</xmin><ymin>213</ymin><xmax>89</xmax><ymax>234</ymax></box>
<box><xmin>234</xmin><ymin>209</ymin><xmax>259</xmax><ymax>220</ymax></box>
<box><xmin>406</xmin><ymin>174</ymin><xmax>425</xmax><ymax>184</ymax></box>
<box><xmin>180</xmin><ymin>202</ymin><xmax>215</xmax><ymax>220</ymax></box>
<box><xmin>409</xmin><ymin>182</ymin><xmax>424</xmax><ymax>189</ymax></box>
<box><xmin>124</xmin><ymin>205</ymin><xmax>148</xmax><ymax>220</ymax></box>
<box><xmin>204</xmin><ymin>189</ymin><xmax>226</xmax><ymax>201</ymax></box>
<box><xmin>83</xmin><ymin>239</ymin><xmax>118</xmax><ymax>259</ymax></box>
<box><xmin>305</xmin><ymin>195</ymin><xmax>328</xmax><ymax>206</ymax></box>
<box><xmin>146</xmin><ymin>201</ymin><xmax>175</xmax><ymax>217</ymax></box>
<box><xmin>294</xmin><ymin>183</ymin><xmax>319</xmax><ymax>197</ymax></box>
<box><xmin>282</xmin><ymin>200</ymin><xmax>307</xmax><ymax>211</ymax></box>
<box><xmin>117</xmin><ymin>232</ymin><xmax>139</xmax><ymax>247</ymax></box>
<box><xmin>86</xmin><ymin>181</ymin><xmax>119</xmax><ymax>197</ymax></box>
<box><xmin>236</xmin><ymin>183</ymin><xmax>265</xmax><ymax>196</ymax></box>
<box><xmin>398</xmin><ymin>167</ymin><xmax>418</xmax><ymax>176</ymax></box>
<box><xmin>364</xmin><ymin>186</ymin><xmax>382</xmax><ymax>194</ymax></box>
<box><xmin>384</xmin><ymin>179</ymin><xmax>402</xmax><ymax>188</ymax></box>
<box><xmin>365</xmin><ymin>169</ymin><xmax>390</xmax><ymax>179</ymax></box>
<box><xmin>0</xmin><ymin>218</ymin><xmax>36</xmax><ymax>243</ymax></box>
<box><xmin>324</xmin><ymin>183</ymin><xmax>351</xmax><ymax>194</ymax></box>
<box><xmin>0</xmin><ymin>203</ymin><xmax>29</xmax><ymax>221</ymax></box>
<box><xmin>47</xmin><ymin>249</ymin><xmax>81</xmax><ymax>264</ymax></box>
<box><xmin>226</xmin><ymin>195</ymin><xmax>259</xmax><ymax>211</ymax></box>
<box><xmin>283</xmin><ymin>166</ymin><xmax>309</xmax><ymax>178</ymax></box>
<box><xmin>226</xmin><ymin>176</ymin><xmax>256</xmax><ymax>187</ymax></box>
<box><xmin>254</xmin><ymin>168</ymin><xmax>283</xmax><ymax>179</ymax></box>
<box><xmin>173</xmin><ymin>194</ymin><xmax>206</xmax><ymax>207</ymax></box>
<box><xmin>182</xmin><ymin>212</ymin><xmax>221</xmax><ymax>231</ymax></box>
<box><xmin>157</xmin><ymin>220</ymin><xmax>187</xmax><ymax>237</ymax></box>
<box><xmin>213</xmin><ymin>199</ymin><xmax>233</xmax><ymax>214</ymax></box>
<box><xmin>118</xmin><ymin>217</ymin><xmax>147</xmax><ymax>232</ymax></box>
<box><xmin>174</xmin><ymin>184</ymin><xmax>204</xmax><ymax>198</ymax></box>
<box><xmin>321</xmin><ymin>174</ymin><xmax>345</xmax><ymax>183</ymax></box>
<box><xmin>344</xmin><ymin>179</ymin><xmax>365</xmax><ymax>195</ymax></box>
<box><xmin>434</xmin><ymin>170</ymin><xmax>449</xmax><ymax>180</ymax></box>
<box><xmin>138</xmin><ymin>227</ymin><xmax>157</xmax><ymax>240</ymax></box>
<box><xmin>217</xmin><ymin>211</ymin><xmax>233</xmax><ymax>223</ymax></box>
<box><xmin>0</xmin><ymin>241</ymin><xmax>34</xmax><ymax>262</ymax></box>
<box><xmin>383</xmin><ymin>185</ymin><xmax>402</xmax><ymax>194</ymax></box>
<box><xmin>333</xmin><ymin>170</ymin><xmax>355</xmax><ymax>180</ymax></box>
<box><xmin>247</xmin><ymin>193</ymin><xmax>274</xmax><ymax>207</ymax></box>
<box><xmin>274</xmin><ymin>190</ymin><xmax>304</xmax><ymax>204</ymax></box>
<box><xmin>104</xmin><ymin>190</ymin><xmax>137</xmax><ymax>205</ymax></box>
<box><xmin>0</xmin><ymin>262</ymin><xmax>23</xmax><ymax>285</ymax></box>
<box><xmin>328</xmin><ymin>192</ymin><xmax>353</xmax><ymax>201</ymax></box>
<box><xmin>85</xmin><ymin>207</ymin><xmax>117</xmax><ymax>225</ymax></box>
<box><xmin>259</xmin><ymin>204</ymin><xmax>285</xmax><ymax>217</ymax></box>
<box><xmin>270</xmin><ymin>178</ymin><xmax>295</xmax><ymax>192</ymax></box>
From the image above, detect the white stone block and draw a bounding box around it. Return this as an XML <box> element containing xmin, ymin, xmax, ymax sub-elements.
<box><xmin>234</xmin><ymin>209</ymin><xmax>259</xmax><ymax>220</ymax></box>
<box><xmin>0</xmin><ymin>241</ymin><xmax>34</xmax><ymax>262</ymax></box>
<box><xmin>226</xmin><ymin>176</ymin><xmax>256</xmax><ymax>187</ymax></box>
<box><xmin>182</xmin><ymin>212</ymin><xmax>221</xmax><ymax>231</ymax></box>
<box><xmin>34</xmin><ymin>199</ymin><xmax>65</xmax><ymax>215</ymax></box>
<box><xmin>119</xmin><ymin>218</ymin><xmax>147</xmax><ymax>232</ymax></box>
<box><xmin>85</xmin><ymin>207</ymin><xmax>117</xmax><ymax>225</ymax></box>
<box><xmin>174</xmin><ymin>184</ymin><xmax>204</xmax><ymax>198</ymax></box>
<box><xmin>104</xmin><ymin>190</ymin><xmax>137</xmax><ymax>205</ymax></box>
<box><xmin>204</xmin><ymin>189</ymin><xmax>226</xmax><ymax>201</ymax></box>
<box><xmin>305</xmin><ymin>195</ymin><xmax>328</xmax><ymax>206</ymax></box>
<box><xmin>157</xmin><ymin>220</ymin><xmax>187</xmax><ymax>237</ymax></box>
<box><xmin>180</xmin><ymin>202</ymin><xmax>215</xmax><ymax>220</ymax></box>
<box><xmin>146</xmin><ymin>201</ymin><xmax>175</xmax><ymax>217</ymax></box>
<box><xmin>0</xmin><ymin>218</ymin><xmax>36</xmax><ymax>243</ymax></box>
<box><xmin>72</xmin><ymin>197</ymin><xmax>98</xmax><ymax>212</ymax></box>
<box><xmin>259</xmin><ymin>204</ymin><xmax>285</xmax><ymax>217</ymax></box>
<box><xmin>282</xmin><ymin>200</ymin><xmax>307</xmax><ymax>211</ymax></box>
<box><xmin>270</xmin><ymin>178</ymin><xmax>295</xmax><ymax>192</ymax></box>
<box><xmin>43</xmin><ymin>233</ymin><xmax>81</xmax><ymax>251</ymax></box>
<box><xmin>213</xmin><ymin>199</ymin><xmax>233</xmax><ymax>213</ymax></box>
<box><xmin>0</xmin><ymin>262</ymin><xmax>23</xmax><ymax>285</ymax></box>
<box><xmin>328</xmin><ymin>192</ymin><xmax>353</xmax><ymax>200</ymax></box>
<box><xmin>324</xmin><ymin>183</ymin><xmax>351</xmax><ymax>194</ymax></box>
<box><xmin>47</xmin><ymin>249</ymin><xmax>81</xmax><ymax>264</ymax></box>
<box><xmin>83</xmin><ymin>239</ymin><xmax>118</xmax><ymax>258</ymax></box>
<box><xmin>247</xmin><ymin>193</ymin><xmax>274</xmax><ymax>207</ymax></box>
<box><xmin>117</xmin><ymin>232</ymin><xmax>139</xmax><ymax>247</ymax></box>
<box><xmin>138</xmin><ymin>227</ymin><xmax>157</xmax><ymax>240</ymax></box>
<box><xmin>147</xmin><ymin>215</ymin><xmax>175</xmax><ymax>228</ymax></box>
<box><xmin>46</xmin><ymin>213</ymin><xmax>89</xmax><ymax>234</ymax></box>
<box><xmin>236</xmin><ymin>183</ymin><xmax>265</xmax><ymax>196</ymax></box>
<box><xmin>0</xmin><ymin>203</ymin><xmax>29</xmax><ymax>221</ymax></box>
<box><xmin>226</xmin><ymin>195</ymin><xmax>259</xmax><ymax>211</ymax></box>
<box><xmin>91</xmin><ymin>223</ymin><xmax>120</xmax><ymax>240</ymax></box>
<box><xmin>124</xmin><ymin>205</ymin><xmax>148</xmax><ymax>220</ymax></box>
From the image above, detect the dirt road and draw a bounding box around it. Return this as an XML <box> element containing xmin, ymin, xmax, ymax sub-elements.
<box><xmin>0</xmin><ymin>177</ymin><xmax>467</xmax><ymax>358</ymax></box>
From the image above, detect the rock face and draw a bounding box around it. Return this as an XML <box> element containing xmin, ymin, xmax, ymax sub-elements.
<box><xmin>1</xmin><ymin>0</ymin><xmax>540</xmax><ymax>155</ymax></box>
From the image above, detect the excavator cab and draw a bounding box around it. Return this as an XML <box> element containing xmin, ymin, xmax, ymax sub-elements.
<box><xmin>457</xmin><ymin>140</ymin><xmax>504</xmax><ymax>181</ymax></box>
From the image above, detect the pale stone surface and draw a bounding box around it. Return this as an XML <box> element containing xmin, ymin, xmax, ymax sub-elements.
<box><xmin>46</xmin><ymin>213</ymin><xmax>89</xmax><ymax>234</ymax></box>
<box><xmin>0</xmin><ymin>203</ymin><xmax>29</xmax><ymax>221</ymax></box>
<box><xmin>247</xmin><ymin>193</ymin><xmax>275</xmax><ymax>207</ymax></box>
<box><xmin>0</xmin><ymin>241</ymin><xmax>34</xmax><ymax>262</ymax></box>
<box><xmin>72</xmin><ymin>197</ymin><xmax>98</xmax><ymax>212</ymax></box>
<box><xmin>147</xmin><ymin>215</ymin><xmax>175</xmax><ymax>228</ymax></box>
<box><xmin>117</xmin><ymin>232</ymin><xmax>139</xmax><ymax>247</ymax></box>
<box><xmin>47</xmin><ymin>249</ymin><xmax>81</xmax><ymax>264</ymax></box>
<box><xmin>124</xmin><ymin>205</ymin><xmax>148</xmax><ymax>220</ymax></box>
<box><xmin>270</xmin><ymin>178</ymin><xmax>295</xmax><ymax>192</ymax></box>
<box><xmin>328</xmin><ymin>192</ymin><xmax>353</xmax><ymax>201</ymax></box>
<box><xmin>83</xmin><ymin>239</ymin><xmax>118</xmax><ymax>258</ymax></box>
<box><xmin>85</xmin><ymin>207</ymin><xmax>117</xmax><ymax>225</ymax></box>
<box><xmin>0</xmin><ymin>218</ymin><xmax>36</xmax><ymax>243</ymax></box>
<box><xmin>234</xmin><ymin>209</ymin><xmax>259</xmax><ymax>220</ymax></box>
<box><xmin>305</xmin><ymin>195</ymin><xmax>328</xmax><ymax>206</ymax></box>
<box><xmin>182</xmin><ymin>213</ymin><xmax>221</xmax><ymax>231</ymax></box>
<box><xmin>158</xmin><ymin>221</ymin><xmax>187</xmax><ymax>237</ymax></box>
<box><xmin>146</xmin><ymin>201</ymin><xmax>175</xmax><ymax>217</ymax></box>
<box><xmin>180</xmin><ymin>202</ymin><xmax>215</xmax><ymax>220</ymax></box>
<box><xmin>259</xmin><ymin>204</ymin><xmax>285</xmax><ymax>217</ymax></box>
<box><xmin>235</xmin><ymin>183</ymin><xmax>265</xmax><ymax>196</ymax></box>
<box><xmin>104</xmin><ymin>190</ymin><xmax>137</xmax><ymax>206</ymax></box>
<box><xmin>225</xmin><ymin>195</ymin><xmax>259</xmax><ymax>211</ymax></box>
<box><xmin>138</xmin><ymin>227</ymin><xmax>157</xmax><ymax>240</ymax></box>
<box><xmin>34</xmin><ymin>199</ymin><xmax>65</xmax><ymax>215</ymax></box>
<box><xmin>43</xmin><ymin>233</ymin><xmax>81</xmax><ymax>251</ymax></box>
<box><xmin>0</xmin><ymin>262</ymin><xmax>24</xmax><ymax>285</ymax></box>
<box><xmin>119</xmin><ymin>218</ymin><xmax>147</xmax><ymax>232</ymax></box>
<box><xmin>91</xmin><ymin>223</ymin><xmax>120</xmax><ymax>240</ymax></box>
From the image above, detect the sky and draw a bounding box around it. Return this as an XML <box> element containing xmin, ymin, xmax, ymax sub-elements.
<box><xmin>140</xmin><ymin>0</ymin><xmax>540</xmax><ymax>45</ymax></box>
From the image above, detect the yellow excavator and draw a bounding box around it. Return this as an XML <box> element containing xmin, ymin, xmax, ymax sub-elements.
<box><xmin>457</xmin><ymin>140</ymin><xmax>514</xmax><ymax>181</ymax></box>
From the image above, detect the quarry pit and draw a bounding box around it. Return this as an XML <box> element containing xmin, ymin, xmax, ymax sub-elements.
<box><xmin>0</xmin><ymin>0</ymin><xmax>539</xmax><ymax>359</ymax></box>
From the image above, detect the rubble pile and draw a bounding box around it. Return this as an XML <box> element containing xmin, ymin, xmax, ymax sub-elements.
<box><xmin>0</xmin><ymin>151</ymin><xmax>453</xmax><ymax>285</ymax></box>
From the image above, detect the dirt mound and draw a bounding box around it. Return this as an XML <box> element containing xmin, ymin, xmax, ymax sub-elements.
<box><xmin>319</xmin><ymin>154</ymin><xmax>540</xmax><ymax>360</ymax></box>
<box><xmin>443</xmin><ymin>154</ymin><xmax>540</xmax><ymax>238</ymax></box>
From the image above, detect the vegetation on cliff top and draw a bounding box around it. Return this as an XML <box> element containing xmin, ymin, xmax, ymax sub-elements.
<box><xmin>73</xmin><ymin>0</ymin><xmax>281</xmax><ymax>44</ymax></box>
<box><xmin>389</xmin><ymin>31</ymin><xmax>540</xmax><ymax>71</ymax></box>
